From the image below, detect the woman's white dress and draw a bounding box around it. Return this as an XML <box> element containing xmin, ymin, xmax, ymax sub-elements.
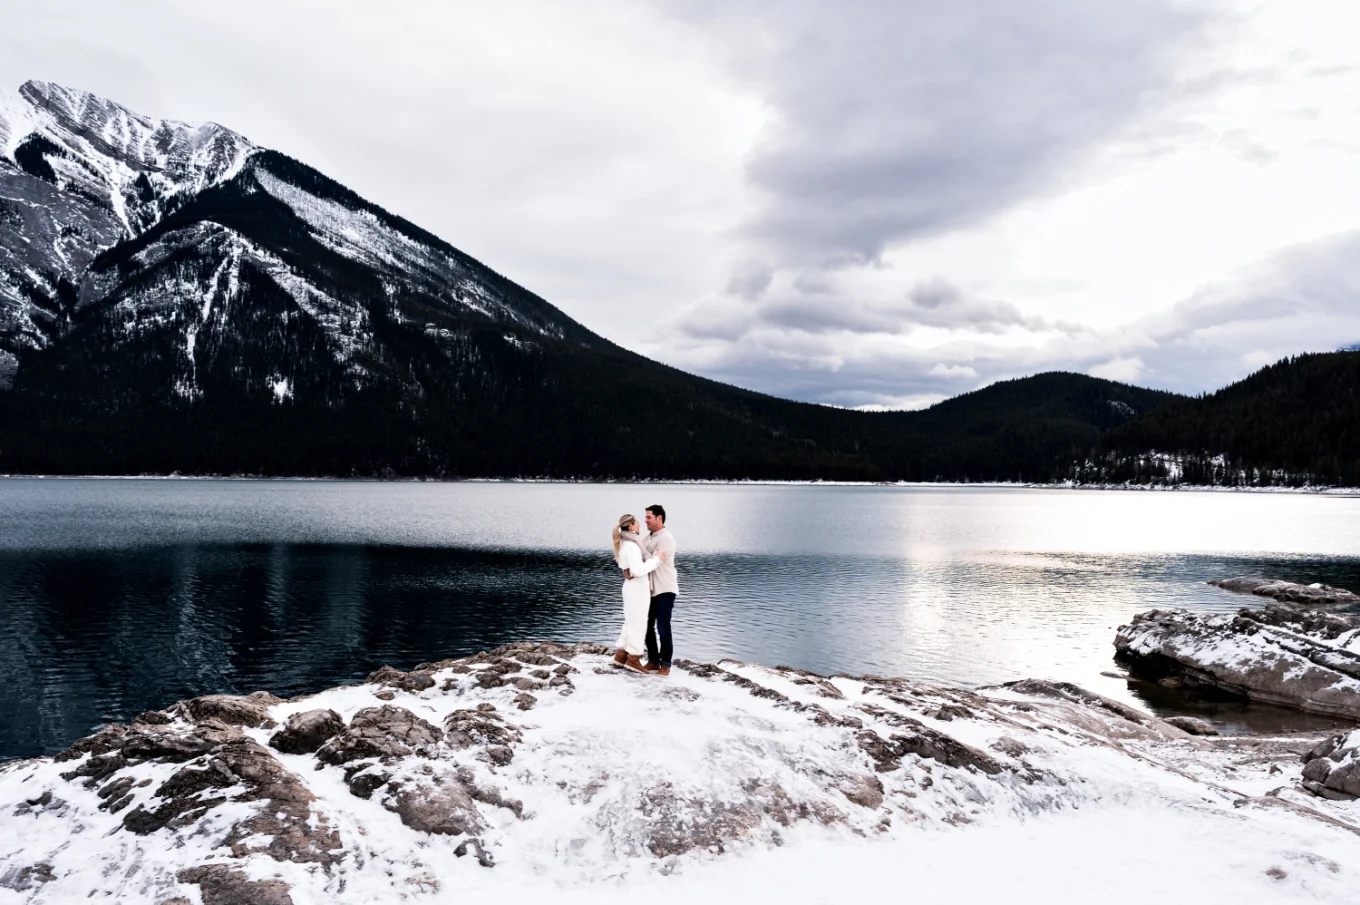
<box><xmin>615</xmin><ymin>540</ymin><xmax>661</xmax><ymax>656</ymax></box>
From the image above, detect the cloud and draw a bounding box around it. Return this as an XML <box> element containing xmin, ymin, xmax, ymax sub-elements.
<box><xmin>903</xmin><ymin>279</ymin><xmax>1074</xmax><ymax>335</ymax></box>
<box><xmin>672</xmin><ymin>275</ymin><xmax>1078</xmax><ymax>345</ymax></box>
<box><xmin>929</xmin><ymin>363</ymin><xmax>979</xmax><ymax>380</ymax></box>
<box><xmin>725</xmin><ymin>258</ymin><xmax>773</xmax><ymax>300</ymax></box>
<box><xmin>1088</xmin><ymin>357</ymin><xmax>1146</xmax><ymax>383</ymax></box>
<box><xmin>661</xmin><ymin>227</ymin><xmax>1360</xmax><ymax>408</ymax></box>
<box><xmin>665</xmin><ymin>0</ymin><xmax>1209</xmax><ymax>266</ymax></box>
<box><xmin>1116</xmin><ymin>227</ymin><xmax>1360</xmax><ymax>390</ymax></box>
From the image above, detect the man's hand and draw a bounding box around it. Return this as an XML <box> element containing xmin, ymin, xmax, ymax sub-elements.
<box><xmin>622</xmin><ymin>569</ymin><xmax>633</xmax><ymax>580</ymax></box>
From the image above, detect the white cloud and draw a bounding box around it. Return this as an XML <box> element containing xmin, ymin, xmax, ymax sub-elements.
<box><xmin>1089</xmin><ymin>357</ymin><xmax>1146</xmax><ymax>384</ymax></box>
<box><xmin>929</xmin><ymin>363</ymin><xmax>979</xmax><ymax>380</ymax></box>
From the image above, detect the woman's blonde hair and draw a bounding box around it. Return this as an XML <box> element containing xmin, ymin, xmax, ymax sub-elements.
<box><xmin>612</xmin><ymin>513</ymin><xmax>637</xmax><ymax>558</ymax></box>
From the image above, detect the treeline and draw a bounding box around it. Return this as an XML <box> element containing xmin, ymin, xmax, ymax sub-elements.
<box><xmin>1074</xmin><ymin>352</ymin><xmax>1360</xmax><ymax>487</ymax></box>
<box><xmin>0</xmin><ymin>314</ymin><xmax>1178</xmax><ymax>484</ymax></box>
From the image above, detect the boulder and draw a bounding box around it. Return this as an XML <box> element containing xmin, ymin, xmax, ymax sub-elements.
<box><xmin>1209</xmin><ymin>577</ymin><xmax>1360</xmax><ymax>606</ymax></box>
<box><xmin>1115</xmin><ymin>604</ymin><xmax>1360</xmax><ymax>720</ymax></box>
<box><xmin>367</xmin><ymin>665</ymin><xmax>436</xmax><ymax>693</ymax></box>
<box><xmin>1162</xmin><ymin>716</ymin><xmax>1219</xmax><ymax>736</ymax></box>
<box><xmin>386</xmin><ymin>778</ymin><xmax>486</xmax><ymax>836</ymax></box>
<box><xmin>1300</xmin><ymin>729</ymin><xmax>1360</xmax><ymax>801</ymax></box>
<box><xmin>315</xmin><ymin>705</ymin><xmax>443</xmax><ymax>765</ymax></box>
<box><xmin>443</xmin><ymin>708</ymin><xmax>522</xmax><ymax>753</ymax></box>
<box><xmin>178</xmin><ymin>865</ymin><xmax>294</xmax><ymax>905</ymax></box>
<box><xmin>269</xmin><ymin>709</ymin><xmax>345</xmax><ymax>755</ymax></box>
<box><xmin>174</xmin><ymin>693</ymin><xmax>279</xmax><ymax>728</ymax></box>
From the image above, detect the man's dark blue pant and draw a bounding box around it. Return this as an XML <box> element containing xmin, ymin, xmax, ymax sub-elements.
<box><xmin>645</xmin><ymin>593</ymin><xmax>676</xmax><ymax>666</ymax></box>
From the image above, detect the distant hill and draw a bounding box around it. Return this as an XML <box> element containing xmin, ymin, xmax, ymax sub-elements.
<box><xmin>0</xmin><ymin>80</ymin><xmax>1184</xmax><ymax>481</ymax></box>
<box><xmin>1080</xmin><ymin>351</ymin><xmax>1360</xmax><ymax>486</ymax></box>
<box><xmin>874</xmin><ymin>372</ymin><xmax>1182</xmax><ymax>482</ymax></box>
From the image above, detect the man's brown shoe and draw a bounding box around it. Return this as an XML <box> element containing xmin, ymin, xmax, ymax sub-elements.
<box><xmin>612</xmin><ymin>649</ymin><xmax>628</xmax><ymax>667</ymax></box>
<box><xmin>658</xmin><ymin>665</ymin><xmax>671</xmax><ymax>677</ymax></box>
<box><xmin>643</xmin><ymin>661</ymin><xmax>662</xmax><ymax>673</ymax></box>
<box><xmin>624</xmin><ymin>655</ymin><xmax>650</xmax><ymax>674</ymax></box>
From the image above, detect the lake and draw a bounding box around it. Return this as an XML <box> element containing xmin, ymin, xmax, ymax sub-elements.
<box><xmin>3</xmin><ymin>478</ymin><xmax>1359</xmax><ymax>760</ymax></box>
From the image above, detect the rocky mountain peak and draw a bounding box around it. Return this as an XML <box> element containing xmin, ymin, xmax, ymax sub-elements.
<box><xmin>14</xmin><ymin>80</ymin><xmax>255</xmax><ymax>189</ymax></box>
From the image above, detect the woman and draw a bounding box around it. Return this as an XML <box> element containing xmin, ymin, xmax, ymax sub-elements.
<box><xmin>611</xmin><ymin>513</ymin><xmax>666</xmax><ymax>674</ymax></box>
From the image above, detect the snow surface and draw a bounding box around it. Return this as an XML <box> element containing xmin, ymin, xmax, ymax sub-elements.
<box><xmin>2</xmin><ymin>650</ymin><xmax>1358</xmax><ymax>904</ymax></box>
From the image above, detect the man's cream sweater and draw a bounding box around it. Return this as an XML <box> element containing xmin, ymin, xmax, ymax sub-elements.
<box><xmin>643</xmin><ymin>528</ymin><xmax>678</xmax><ymax>596</ymax></box>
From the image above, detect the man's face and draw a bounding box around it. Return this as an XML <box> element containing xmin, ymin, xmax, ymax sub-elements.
<box><xmin>644</xmin><ymin>510</ymin><xmax>661</xmax><ymax>533</ymax></box>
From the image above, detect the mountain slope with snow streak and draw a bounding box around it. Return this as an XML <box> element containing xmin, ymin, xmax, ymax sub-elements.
<box><xmin>0</xmin><ymin>80</ymin><xmax>605</xmax><ymax>396</ymax></box>
<box><xmin>1</xmin><ymin>643</ymin><xmax>1357</xmax><ymax>904</ymax></box>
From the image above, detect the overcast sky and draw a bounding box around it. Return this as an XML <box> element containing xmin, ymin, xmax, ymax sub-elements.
<box><xmin>5</xmin><ymin>0</ymin><xmax>1360</xmax><ymax>408</ymax></box>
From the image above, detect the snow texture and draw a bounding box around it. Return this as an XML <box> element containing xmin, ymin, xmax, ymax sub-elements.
<box><xmin>1</xmin><ymin>643</ymin><xmax>1357</xmax><ymax>904</ymax></box>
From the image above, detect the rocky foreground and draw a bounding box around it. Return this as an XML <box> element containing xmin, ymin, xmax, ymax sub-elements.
<box><xmin>3</xmin><ymin>643</ymin><xmax>1360</xmax><ymax>904</ymax></box>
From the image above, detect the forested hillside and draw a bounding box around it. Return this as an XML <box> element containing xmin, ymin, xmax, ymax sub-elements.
<box><xmin>1076</xmin><ymin>352</ymin><xmax>1360</xmax><ymax>486</ymax></box>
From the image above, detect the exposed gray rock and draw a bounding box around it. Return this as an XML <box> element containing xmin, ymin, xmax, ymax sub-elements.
<box><xmin>443</xmin><ymin>708</ymin><xmax>522</xmax><ymax>755</ymax></box>
<box><xmin>269</xmin><ymin>709</ymin><xmax>345</xmax><ymax>755</ymax></box>
<box><xmin>1300</xmin><ymin>730</ymin><xmax>1360</xmax><ymax>801</ymax></box>
<box><xmin>122</xmin><ymin>734</ymin><xmax>342</xmax><ymax>866</ymax></box>
<box><xmin>1209</xmin><ymin>577</ymin><xmax>1360</xmax><ymax>606</ymax></box>
<box><xmin>854</xmin><ymin>705</ymin><xmax>1004</xmax><ymax>775</ymax></box>
<box><xmin>0</xmin><ymin>862</ymin><xmax>55</xmax><ymax>892</ymax></box>
<box><xmin>343</xmin><ymin>764</ymin><xmax>392</xmax><ymax>800</ymax></box>
<box><xmin>386</xmin><ymin>778</ymin><xmax>486</xmax><ymax>836</ymax></box>
<box><xmin>367</xmin><ymin>665</ymin><xmax>436</xmax><ymax>693</ymax></box>
<box><xmin>999</xmin><ymin>679</ymin><xmax>1151</xmax><ymax>725</ymax></box>
<box><xmin>178</xmin><ymin>865</ymin><xmax>294</xmax><ymax>905</ymax></box>
<box><xmin>174</xmin><ymin>693</ymin><xmax>280</xmax><ymax>728</ymax></box>
<box><xmin>1162</xmin><ymin>716</ymin><xmax>1220</xmax><ymax>736</ymax></box>
<box><xmin>1115</xmin><ymin>605</ymin><xmax>1360</xmax><ymax>720</ymax></box>
<box><xmin>454</xmin><ymin>837</ymin><xmax>495</xmax><ymax>867</ymax></box>
<box><xmin>316</xmin><ymin>705</ymin><xmax>443</xmax><ymax>765</ymax></box>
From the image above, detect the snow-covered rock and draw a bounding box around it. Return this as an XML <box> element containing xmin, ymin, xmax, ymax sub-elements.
<box><xmin>1302</xmin><ymin>729</ymin><xmax>1360</xmax><ymax>801</ymax></box>
<box><xmin>1209</xmin><ymin>577</ymin><xmax>1360</xmax><ymax>607</ymax></box>
<box><xmin>2</xmin><ymin>642</ymin><xmax>1358</xmax><ymax>903</ymax></box>
<box><xmin>1115</xmin><ymin>603</ymin><xmax>1360</xmax><ymax>720</ymax></box>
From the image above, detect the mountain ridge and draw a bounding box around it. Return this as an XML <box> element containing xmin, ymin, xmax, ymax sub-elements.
<box><xmin>3</xmin><ymin>80</ymin><xmax>1352</xmax><ymax>484</ymax></box>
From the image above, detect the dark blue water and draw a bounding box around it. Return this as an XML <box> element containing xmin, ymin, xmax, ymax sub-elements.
<box><xmin>4</xmin><ymin>479</ymin><xmax>1359</xmax><ymax>759</ymax></box>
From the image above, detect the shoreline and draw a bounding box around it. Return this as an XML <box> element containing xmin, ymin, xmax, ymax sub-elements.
<box><xmin>1</xmin><ymin>473</ymin><xmax>1357</xmax><ymax>495</ymax></box>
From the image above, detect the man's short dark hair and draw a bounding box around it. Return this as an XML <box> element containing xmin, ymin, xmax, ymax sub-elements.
<box><xmin>646</xmin><ymin>504</ymin><xmax>666</xmax><ymax>524</ymax></box>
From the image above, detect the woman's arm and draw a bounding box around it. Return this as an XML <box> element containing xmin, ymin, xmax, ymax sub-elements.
<box><xmin>621</xmin><ymin>543</ymin><xmax>662</xmax><ymax>577</ymax></box>
<box><xmin>631</xmin><ymin>547</ymin><xmax>663</xmax><ymax>576</ymax></box>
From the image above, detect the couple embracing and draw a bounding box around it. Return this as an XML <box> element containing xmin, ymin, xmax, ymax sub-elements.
<box><xmin>610</xmin><ymin>505</ymin><xmax>678</xmax><ymax>676</ymax></box>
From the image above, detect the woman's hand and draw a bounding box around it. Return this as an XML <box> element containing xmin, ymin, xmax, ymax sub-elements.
<box><xmin>655</xmin><ymin>551</ymin><xmax>668</xmax><ymax>562</ymax></box>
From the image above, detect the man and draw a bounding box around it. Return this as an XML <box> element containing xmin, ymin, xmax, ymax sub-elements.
<box><xmin>641</xmin><ymin>504</ymin><xmax>677</xmax><ymax>676</ymax></box>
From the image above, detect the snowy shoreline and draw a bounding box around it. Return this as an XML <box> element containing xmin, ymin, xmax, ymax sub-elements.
<box><xmin>3</xmin><ymin>642</ymin><xmax>1359</xmax><ymax>903</ymax></box>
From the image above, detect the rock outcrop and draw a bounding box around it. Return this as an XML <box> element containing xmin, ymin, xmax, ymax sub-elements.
<box><xmin>2</xmin><ymin>640</ymin><xmax>1357</xmax><ymax>902</ymax></box>
<box><xmin>1115</xmin><ymin>603</ymin><xmax>1360</xmax><ymax>720</ymax></box>
<box><xmin>1301</xmin><ymin>730</ymin><xmax>1360</xmax><ymax>801</ymax></box>
<box><xmin>268</xmin><ymin>709</ymin><xmax>344</xmax><ymax>755</ymax></box>
<box><xmin>1208</xmin><ymin>577</ymin><xmax>1360</xmax><ymax>607</ymax></box>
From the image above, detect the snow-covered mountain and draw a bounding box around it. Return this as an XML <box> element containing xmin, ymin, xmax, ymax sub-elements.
<box><xmin>0</xmin><ymin>80</ymin><xmax>605</xmax><ymax>396</ymax></box>
<box><xmin>0</xmin><ymin>81</ymin><xmax>1184</xmax><ymax>480</ymax></box>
